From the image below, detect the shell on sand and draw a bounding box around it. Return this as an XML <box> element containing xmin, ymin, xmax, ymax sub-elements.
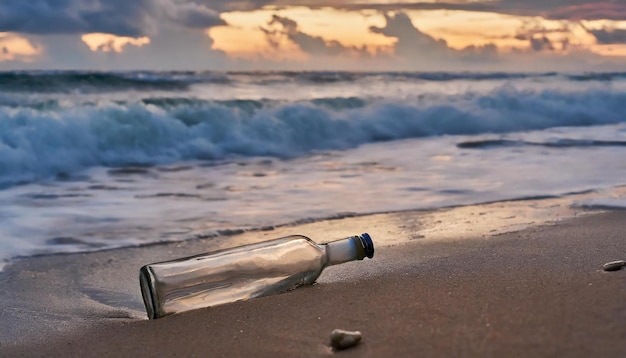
<box><xmin>330</xmin><ymin>329</ymin><xmax>362</xmax><ymax>350</ymax></box>
<box><xmin>603</xmin><ymin>260</ymin><xmax>625</xmax><ymax>271</ymax></box>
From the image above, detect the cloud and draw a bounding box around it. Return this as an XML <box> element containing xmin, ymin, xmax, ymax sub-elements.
<box><xmin>192</xmin><ymin>0</ymin><xmax>276</xmax><ymax>12</ymax></box>
<box><xmin>0</xmin><ymin>32</ymin><xmax>41</xmax><ymax>62</ymax></box>
<box><xmin>0</xmin><ymin>0</ymin><xmax>226</xmax><ymax>37</ymax></box>
<box><xmin>359</xmin><ymin>11</ymin><xmax>621</xmax><ymax>70</ymax></box>
<box><xmin>495</xmin><ymin>0</ymin><xmax>626</xmax><ymax>21</ymax></box>
<box><xmin>18</xmin><ymin>34</ymin><xmax>99</xmax><ymax>69</ymax></box>
<box><xmin>515</xmin><ymin>20</ymin><xmax>574</xmax><ymax>37</ymax></box>
<box><xmin>82</xmin><ymin>34</ymin><xmax>151</xmax><ymax>53</ymax></box>
<box><xmin>251</xmin><ymin>11</ymin><xmax>503</xmax><ymax>71</ymax></box>
<box><xmin>162</xmin><ymin>2</ymin><xmax>226</xmax><ymax>29</ymax></box>
<box><xmin>545</xmin><ymin>2</ymin><xmax>626</xmax><ymax>21</ymax></box>
<box><xmin>279</xmin><ymin>1</ymin><xmax>626</xmax><ymax>21</ymax></box>
<box><xmin>369</xmin><ymin>12</ymin><xmax>451</xmax><ymax>60</ymax></box>
<box><xmin>0</xmin><ymin>0</ymin><xmax>152</xmax><ymax>36</ymax></box>
<box><xmin>460</xmin><ymin>43</ymin><xmax>498</xmax><ymax>58</ymax></box>
<box><xmin>587</xmin><ymin>28</ymin><xmax>626</xmax><ymax>44</ymax></box>
<box><xmin>513</xmin><ymin>21</ymin><xmax>573</xmax><ymax>52</ymax></box>
<box><xmin>2</xmin><ymin>2</ymin><xmax>625</xmax><ymax>71</ymax></box>
<box><xmin>261</xmin><ymin>15</ymin><xmax>369</xmax><ymax>57</ymax></box>
<box><xmin>115</xmin><ymin>26</ymin><xmax>231</xmax><ymax>70</ymax></box>
<box><xmin>530</xmin><ymin>36</ymin><xmax>555</xmax><ymax>51</ymax></box>
<box><xmin>369</xmin><ymin>12</ymin><xmax>499</xmax><ymax>65</ymax></box>
<box><xmin>0</xmin><ymin>26</ymin><xmax>230</xmax><ymax>71</ymax></box>
<box><xmin>274</xmin><ymin>0</ymin><xmax>494</xmax><ymax>13</ymax></box>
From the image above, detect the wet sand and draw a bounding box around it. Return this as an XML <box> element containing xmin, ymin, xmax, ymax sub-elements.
<box><xmin>1</xmin><ymin>200</ymin><xmax>625</xmax><ymax>357</ymax></box>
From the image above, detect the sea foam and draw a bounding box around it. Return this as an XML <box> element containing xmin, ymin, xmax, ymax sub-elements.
<box><xmin>2</xmin><ymin>85</ymin><xmax>626</xmax><ymax>186</ymax></box>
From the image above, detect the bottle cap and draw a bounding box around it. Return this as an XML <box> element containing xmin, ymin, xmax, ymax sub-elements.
<box><xmin>359</xmin><ymin>233</ymin><xmax>374</xmax><ymax>259</ymax></box>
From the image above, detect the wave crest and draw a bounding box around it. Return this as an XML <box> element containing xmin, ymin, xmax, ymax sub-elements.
<box><xmin>2</xmin><ymin>71</ymin><xmax>626</xmax><ymax>94</ymax></box>
<box><xmin>2</xmin><ymin>87</ymin><xmax>626</xmax><ymax>186</ymax></box>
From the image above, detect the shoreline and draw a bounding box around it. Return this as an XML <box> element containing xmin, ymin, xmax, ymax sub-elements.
<box><xmin>2</xmin><ymin>197</ymin><xmax>625</xmax><ymax>356</ymax></box>
<box><xmin>4</xmin><ymin>185</ymin><xmax>623</xmax><ymax>269</ymax></box>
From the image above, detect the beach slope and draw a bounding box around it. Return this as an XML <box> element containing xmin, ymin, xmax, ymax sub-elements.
<box><xmin>2</xmin><ymin>207</ymin><xmax>625</xmax><ymax>357</ymax></box>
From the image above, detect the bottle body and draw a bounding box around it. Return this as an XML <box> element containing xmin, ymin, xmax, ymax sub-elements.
<box><xmin>140</xmin><ymin>234</ymin><xmax>373</xmax><ymax>319</ymax></box>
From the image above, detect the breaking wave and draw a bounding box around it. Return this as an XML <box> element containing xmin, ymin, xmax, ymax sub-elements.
<box><xmin>2</xmin><ymin>83</ymin><xmax>626</xmax><ymax>186</ymax></box>
<box><xmin>0</xmin><ymin>71</ymin><xmax>226</xmax><ymax>93</ymax></box>
<box><xmin>2</xmin><ymin>70</ymin><xmax>626</xmax><ymax>94</ymax></box>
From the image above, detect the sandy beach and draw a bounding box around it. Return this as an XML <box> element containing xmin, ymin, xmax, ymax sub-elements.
<box><xmin>1</xmin><ymin>199</ymin><xmax>625</xmax><ymax>357</ymax></box>
<box><xmin>2</xmin><ymin>5</ymin><xmax>626</xmax><ymax>357</ymax></box>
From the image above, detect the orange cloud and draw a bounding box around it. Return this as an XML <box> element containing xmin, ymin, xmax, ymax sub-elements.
<box><xmin>81</xmin><ymin>33</ymin><xmax>150</xmax><ymax>53</ymax></box>
<box><xmin>0</xmin><ymin>33</ymin><xmax>40</xmax><ymax>62</ymax></box>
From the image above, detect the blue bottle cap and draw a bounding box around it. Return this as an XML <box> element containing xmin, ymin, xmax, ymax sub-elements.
<box><xmin>359</xmin><ymin>233</ymin><xmax>374</xmax><ymax>259</ymax></box>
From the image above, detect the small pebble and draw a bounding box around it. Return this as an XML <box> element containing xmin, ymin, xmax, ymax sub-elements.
<box><xmin>602</xmin><ymin>260</ymin><xmax>626</xmax><ymax>272</ymax></box>
<box><xmin>329</xmin><ymin>329</ymin><xmax>362</xmax><ymax>350</ymax></box>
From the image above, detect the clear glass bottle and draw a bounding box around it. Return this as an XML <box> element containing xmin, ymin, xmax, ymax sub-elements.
<box><xmin>139</xmin><ymin>233</ymin><xmax>374</xmax><ymax>319</ymax></box>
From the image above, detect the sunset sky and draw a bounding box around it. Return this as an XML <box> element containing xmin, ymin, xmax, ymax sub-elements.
<box><xmin>1</xmin><ymin>0</ymin><xmax>625</xmax><ymax>71</ymax></box>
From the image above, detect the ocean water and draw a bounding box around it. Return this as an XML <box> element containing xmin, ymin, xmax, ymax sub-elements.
<box><xmin>2</xmin><ymin>70</ymin><xmax>626</xmax><ymax>266</ymax></box>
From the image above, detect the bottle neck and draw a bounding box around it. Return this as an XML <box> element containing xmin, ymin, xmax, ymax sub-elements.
<box><xmin>325</xmin><ymin>236</ymin><xmax>366</xmax><ymax>266</ymax></box>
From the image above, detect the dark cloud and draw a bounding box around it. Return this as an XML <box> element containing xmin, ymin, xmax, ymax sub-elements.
<box><xmin>587</xmin><ymin>28</ymin><xmax>626</xmax><ymax>44</ymax></box>
<box><xmin>513</xmin><ymin>20</ymin><xmax>578</xmax><ymax>52</ymax></box>
<box><xmin>368</xmin><ymin>12</ymin><xmax>499</xmax><ymax>63</ymax></box>
<box><xmin>164</xmin><ymin>2</ymin><xmax>225</xmax><ymax>29</ymax></box>
<box><xmin>545</xmin><ymin>2</ymin><xmax>626</xmax><ymax>21</ymax></box>
<box><xmin>4</xmin><ymin>27</ymin><xmax>230</xmax><ymax>71</ymax></box>
<box><xmin>260</xmin><ymin>16</ymin><xmax>295</xmax><ymax>49</ymax></box>
<box><xmin>257</xmin><ymin>11</ymin><xmax>501</xmax><ymax>70</ymax></box>
<box><xmin>2</xmin><ymin>1</ymin><xmax>625</xmax><ymax>71</ymax></box>
<box><xmin>530</xmin><ymin>36</ymin><xmax>555</xmax><ymax>51</ymax></box>
<box><xmin>2</xmin><ymin>46</ymin><xmax>8</xmax><ymax>55</ymax></box>
<box><xmin>0</xmin><ymin>0</ymin><xmax>153</xmax><ymax>36</ymax></box>
<box><xmin>0</xmin><ymin>0</ymin><xmax>226</xmax><ymax>37</ymax></box>
<box><xmin>274</xmin><ymin>0</ymin><xmax>494</xmax><ymax>13</ymax></box>
<box><xmin>192</xmin><ymin>0</ymin><xmax>276</xmax><ymax>12</ymax></box>
<box><xmin>369</xmin><ymin>12</ymin><xmax>451</xmax><ymax>60</ymax></box>
<box><xmin>515</xmin><ymin>21</ymin><xmax>573</xmax><ymax>40</ymax></box>
<box><xmin>513</xmin><ymin>21</ymin><xmax>572</xmax><ymax>51</ymax></box>
<box><xmin>279</xmin><ymin>1</ymin><xmax>626</xmax><ymax>21</ymax></box>
<box><xmin>460</xmin><ymin>43</ymin><xmax>498</xmax><ymax>58</ymax></box>
<box><xmin>261</xmin><ymin>15</ymin><xmax>367</xmax><ymax>56</ymax></box>
<box><xmin>23</xmin><ymin>34</ymin><xmax>100</xmax><ymax>69</ymax></box>
<box><xmin>3</xmin><ymin>1</ymin><xmax>623</xmax><ymax>39</ymax></box>
<box><xmin>115</xmin><ymin>26</ymin><xmax>231</xmax><ymax>70</ymax></box>
<box><xmin>515</xmin><ymin>34</ymin><xmax>529</xmax><ymax>41</ymax></box>
<box><xmin>493</xmin><ymin>0</ymin><xmax>625</xmax><ymax>20</ymax></box>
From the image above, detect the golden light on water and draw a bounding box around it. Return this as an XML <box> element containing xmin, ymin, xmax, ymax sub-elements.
<box><xmin>81</xmin><ymin>33</ymin><xmax>150</xmax><ymax>53</ymax></box>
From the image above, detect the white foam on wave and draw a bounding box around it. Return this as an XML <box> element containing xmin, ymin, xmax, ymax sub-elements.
<box><xmin>2</xmin><ymin>85</ymin><xmax>626</xmax><ymax>187</ymax></box>
<box><xmin>1</xmin><ymin>122</ymin><xmax>626</xmax><ymax>266</ymax></box>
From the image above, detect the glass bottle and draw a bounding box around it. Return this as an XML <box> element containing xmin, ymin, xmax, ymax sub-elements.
<box><xmin>139</xmin><ymin>233</ymin><xmax>374</xmax><ymax>319</ymax></box>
